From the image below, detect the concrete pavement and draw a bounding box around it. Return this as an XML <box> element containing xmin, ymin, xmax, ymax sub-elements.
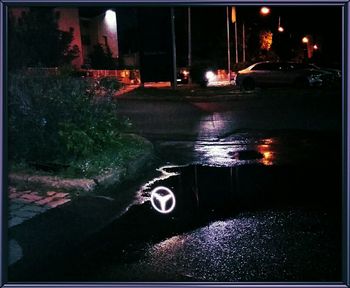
<box><xmin>9</xmin><ymin>187</ymin><xmax>71</xmax><ymax>228</ymax></box>
<box><xmin>7</xmin><ymin>140</ymin><xmax>155</xmax><ymax>274</ymax></box>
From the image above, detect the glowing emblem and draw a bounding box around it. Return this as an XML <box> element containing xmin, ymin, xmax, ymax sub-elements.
<box><xmin>150</xmin><ymin>186</ymin><xmax>176</xmax><ymax>214</ymax></box>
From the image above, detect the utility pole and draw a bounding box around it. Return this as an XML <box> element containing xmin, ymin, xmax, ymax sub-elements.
<box><xmin>188</xmin><ymin>7</ymin><xmax>192</xmax><ymax>84</ymax></box>
<box><xmin>171</xmin><ymin>7</ymin><xmax>177</xmax><ymax>89</ymax></box>
<box><xmin>242</xmin><ymin>22</ymin><xmax>246</xmax><ymax>62</ymax></box>
<box><xmin>226</xmin><ymin>6</ymin><xmax>231</xmax><ymax>82</ymax></box>
<box><xmin>235</xmin><ymin>20</ymin><xmax>238</xmax><ymax>63</ymax></box>
<box><xmin>231</xmin><ymin>7</ymin><xmax>239</xmax><ymax>67</ymax></box>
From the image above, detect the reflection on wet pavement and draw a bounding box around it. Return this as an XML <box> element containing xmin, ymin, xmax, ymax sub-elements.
<box><xmin>155</xmin><ymin>130</ymin><xmax>339</xmax><ymax>167</ymax></box>
<box><xmin>110</xmin><ymin>209</ymin><xmax>339</xmax><ymax>282</ymax></box>
<box><xmin>34</xmin><ymin>131</ymin><xmax>341</xmax><ymax>282</ymax></box>
<box><xmin>59</xmin><ymin>148</ymin><xmax>342</xmax><ymax>282</ymax></box>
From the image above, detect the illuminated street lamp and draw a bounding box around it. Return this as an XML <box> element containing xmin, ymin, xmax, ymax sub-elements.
<box><xmin>260</xmin><ymin>7</ymin><xmax>270</xmax><ymax>16</ymax></box>
<box><xmin>277</xmin><ymin>16</ymin><xmax>284</xmax><ymax>32</ymax></box>
<box><xmin>313</xmin><ymin>44</ymin><xmax>318</xmax><ymax>50</ymax></box>
<box><xmin>302</xmin><ymin>36</ymin><xmax>309</xmax><ymax>43</ymax></box>
<box><xmin>302</xmin><ymin>36</ymin><xmax>313</xmax><ymax>59</ymax></box>
<box><xmin>105</xmin><ymin>9</ymin><xmax>116</xmax><ymax>24</ymax></box>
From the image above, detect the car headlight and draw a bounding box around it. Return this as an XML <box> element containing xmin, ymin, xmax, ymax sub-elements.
<box><xmin>205</xmin><ymin>71</ymin><xmax>216</xmax><ymax>81</ymax></box>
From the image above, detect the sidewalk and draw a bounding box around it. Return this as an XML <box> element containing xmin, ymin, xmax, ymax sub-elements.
<box><xmin>7</xmin><ymin>139</ymin><xmax>155</xmax><ymax>274</ymax></box>
<box><xmin>9</xmin><ymin>187</ymin><xmax>71</xmax><ymax>228</ymax></box>
<box><xmin>115</xmin><ymin>83</ymin><xmax>259</xmax><ymax>102</ymax></box>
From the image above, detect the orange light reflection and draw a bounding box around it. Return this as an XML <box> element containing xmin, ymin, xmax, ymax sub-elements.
<box><xmin>257</xmin><ymin>141</ymin><xmax>275</xmax><ymax>166</ymax></box>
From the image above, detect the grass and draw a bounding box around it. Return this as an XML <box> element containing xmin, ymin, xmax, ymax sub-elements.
<box><xmin>63</xmin><ymin>133</ymin><xmax>153</xmax><ymax>178</ymax></box>
<box><xmin>9</xmin><ymin>134</ymin><xmax>153</xmax><ymax>179</ymax></box>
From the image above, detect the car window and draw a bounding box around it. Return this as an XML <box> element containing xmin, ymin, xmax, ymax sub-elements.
<box><xmin>271</xmin><ymin>63</ymin><xmax>285</xmax><ymax>71</ymax></box>
<box><xmin>251</xmin><ymin>63</ymin><xmax>285</xmax><ymax>71</ymax></box>
<box><xmin>290</xmin><ymin>63</ymin><xmax>319</xmax><ymax>70</ymax></box>
<box><xmin>277</xmin><ymin>63</ymin><xmax>290</xmax><ymax>70</ymax></box>
<box><xmin>252</xmin><ymin>62</ymin><xmax>321</xmax><ymax>71</ymax></box>
<box><xmin>251</xmin><ymin>63</ymin><xmax>273</xmax><ymax>71</ymax></box>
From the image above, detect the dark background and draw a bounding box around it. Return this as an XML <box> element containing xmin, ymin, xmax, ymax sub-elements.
<box><xmin>111</xmin><ymin>5</ymin><xmax>342</xmax><ymax>68</ymax></box>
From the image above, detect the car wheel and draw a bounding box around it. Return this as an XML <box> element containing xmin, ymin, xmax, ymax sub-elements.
<box><xmin>294</xmin><ymin>77</ymin><xmax>309</xmax><ymax>88</ymax></box>
<box><xmin>242</xmin><ymin>78</ymin><xmax>255</xmax><ymax>90</ymax></box>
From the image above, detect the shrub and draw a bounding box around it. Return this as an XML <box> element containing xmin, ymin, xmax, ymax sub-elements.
<box><xmin>89</xmin><ymin>44</ymin><xmax>117</xmax><ymax>70</ymax></box>
<box><xmin>98</xmin><ymin>76</ymin><xmax>123</xmax><ymax>92</ymax></box>
<box><xmin>8</xmin><ymin>72</ymin><xmax>128</xmax><ymax>164</ymax></box>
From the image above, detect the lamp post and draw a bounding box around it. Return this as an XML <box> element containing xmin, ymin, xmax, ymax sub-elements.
<box><xmin>260</xmin><ymin>6</ymin><xmax>270</xmax><ymax>16</ymax></box>
<box><xmin>302</xmin><ymin>36</ymin><xmax>313</xmax><ymax>59</ymax></box>
<box><xmin>188</xmin><ymin>7</ymin><xmax>192</xmax><ymax>84</ymax></box>
<box><xmin>277</xmin><ymin>16</ymin><xmax>284</xmax><ymax>32</ymax></box>
<box><xmin>226</xmin><ymin>6</ymin><xmax>231</xmax><ymax>82</ymax></box>
<box><xmin>171</xmin><ymin>7</ymin><xmax>177</xmax><ymax>89</ymax></box>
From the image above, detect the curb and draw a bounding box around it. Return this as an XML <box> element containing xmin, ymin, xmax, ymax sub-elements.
<box><xmin>8</xmin><ymin>137</ymin><xmax>156</xmax><ymax>274</ymax></box>
<box><xmin>8</xmin><ymin>174</ymin><xmax>96</xmax><ymax>193</ymax></box>
<box><xmin>8</xmin><ymin>136</ymin><xmax>154</xmax><ymax>194</ymax></box>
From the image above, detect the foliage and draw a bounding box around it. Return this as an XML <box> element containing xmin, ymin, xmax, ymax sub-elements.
<box><xmin>8</xmin><ymin>72</ymin><xmax>128</xmax><ymax>165</ymax></box>
<box><xmin>89</xmin><ymin>44</ymin><xmax>117</xmax><ymax>70</ymax></box>
<box><xmin>98</xmin><ymin>76</ymin><xmax>123</xmax><ymax>92</ymax></box>
<box><xmin>251</xmin><ymin>50</ymin><xmax>280</xmax><ymax>63</ymax></box>
<box><xmin>65</xmin><ymin>134</ymin><xmax>152</xmax><ymax>177</ymax></box>
<box><xmin>8</xmin><ymin>7</ymin><xmax>79</xmax><ymax>70</ymax></box>
<box><xmin>259</xmin><ymin>30</ymin><xmax>273</xmax><ymax>51</ymax></box>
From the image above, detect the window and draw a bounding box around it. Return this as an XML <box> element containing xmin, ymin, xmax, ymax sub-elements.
<box><xmin>103</xmin><ymin>36</ymin><xmax>108</xmax><ymax>46</ymax></box>
<box><xmin>252</xmin><ymin>63</ymin><xmax>274</xmax><ymax>71</ymax></box>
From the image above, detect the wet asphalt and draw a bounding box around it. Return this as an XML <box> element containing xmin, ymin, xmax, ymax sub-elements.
<box><xmin>8</xmin><ymin>87</ymin><xmax>343</xmax><ymax>282</ymax></box>
<box><xmin>88</xmin><ymin>209</ymin><xmax>340</xmax><ymax>282</ymax></box>
<box><xmin>55</xmin><ymin>141</ymin><xmax>341</xmax><ymax>282</ymax></box>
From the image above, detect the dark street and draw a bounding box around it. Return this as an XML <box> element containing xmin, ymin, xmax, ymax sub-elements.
<box><xmin>5</xmin><ymin>4</ymin><xmax>346</xmax><ymax>285</ymax></box>
<box><xmin>8</xmin><ymin>86</ymin><xmax>343</xmax><ymax>282</ymax></box>
<box><xmin>76</xmin><ymin>87</ymin><xmax>342</xmax><ymax>282</ymax></box>
<box><xmin>117</xmin><ymin>87</ymin><xmax>341</xmax><ymax>141</ymax></box>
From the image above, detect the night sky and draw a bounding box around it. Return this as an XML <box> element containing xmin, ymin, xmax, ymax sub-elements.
<box><xmin>84</xmin><ymin>5</ymin><xmax>342</xmax><ymax>68</ymax></box>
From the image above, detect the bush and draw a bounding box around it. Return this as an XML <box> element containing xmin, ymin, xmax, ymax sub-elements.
<box><xmin>89</xmin><ymin>44</ymin><xmax>117</xmax><ymax>70</ymax></box>
<box><xmin>8</xmin><ymin>72</ymin><xmax>128</xmax><ymax>164</ymax></box>
<box><xmin>98</xmin><ymin>76</ymin><xmax>123</xmax><ymax>92</ymax></box>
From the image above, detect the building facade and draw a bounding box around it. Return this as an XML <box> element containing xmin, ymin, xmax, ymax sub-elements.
<box><xmin>10</xmin><ymin>7</ymin><xmax>119</xmax><ymax>69</ymax></box>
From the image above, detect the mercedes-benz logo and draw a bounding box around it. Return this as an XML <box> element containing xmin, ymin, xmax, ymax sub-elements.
<box><xmin>150</xmin><ymin>186</ymin><xmax>176</xmax><ymax>214</ymax></box>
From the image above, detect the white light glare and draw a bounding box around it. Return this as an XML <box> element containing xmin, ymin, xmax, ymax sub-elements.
<box><xmin>105</xmin><ymin>10</ymin><xmax>116</xmax><ymax>27</ymax></box>
<box><xmin>205</xmin><ymin>71</ymin><xmax>216</xmax><ymax>81</ymax></box>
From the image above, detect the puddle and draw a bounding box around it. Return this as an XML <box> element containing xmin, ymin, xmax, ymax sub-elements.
<box><xmin>139</xmin><ymin>163</ymin><xmax>341</xmax><ymax>218</ymax></box>
<box><xmin>37</xmin><ymin>155</ymin><xmax>342</xmax><ymax>283</ymax></box>
<box><xmin>67</xmin><ymin>161</ymin><xmax>341</xmax><ymax>280</ymax></box>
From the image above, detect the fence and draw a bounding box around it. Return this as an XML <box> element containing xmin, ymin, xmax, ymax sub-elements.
<box><xmin>26</xmin><ymin>68</ymin><xmax>141</xmax><ymax>85</ymax></box>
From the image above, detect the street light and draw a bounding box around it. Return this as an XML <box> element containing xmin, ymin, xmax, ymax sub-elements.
<box><xmin>105</xmin><ymin>9</ymin><xmax>116</xmax><ymax>24</ymax></box>
<box><xmin>260</xmin><ymin>7</ymin><xmax>270</xmax><ymax>16</ymax></box>
<box><xmin>313</xmin><ymin>44</ymin><xmax>318</xmax><ymax>50</ymax></box>
<box><xmin>277</xmin><ymin>16</ymin><xmax>284</xmax><ymax>32</ymax></box>
<box><xmin>302</xmin><ymin>36</ymin><xmax>309</xmax><ymax>43</ymax></box>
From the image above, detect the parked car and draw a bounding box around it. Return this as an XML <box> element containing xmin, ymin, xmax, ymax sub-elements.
<box><xmin>291</xmin><ymin>63</ymin><xmax>341</xmax><ymax>85</ymax></box>
<box><xmin>235</xmin><ymin>61</ymin><xmax>336</xmax><ymax>90</ymax></box>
